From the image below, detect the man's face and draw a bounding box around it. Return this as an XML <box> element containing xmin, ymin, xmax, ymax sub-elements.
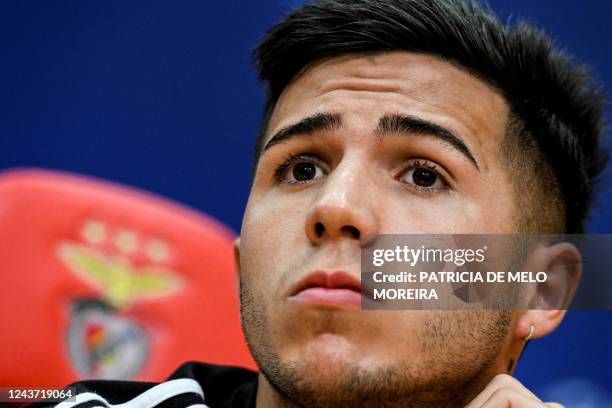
<box><xmin>239</xmin><ymin>52</ymin><xmax>518</xmax><ymax>406</ymax></box>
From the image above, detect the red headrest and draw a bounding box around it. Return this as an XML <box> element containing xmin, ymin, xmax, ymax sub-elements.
<box><xmin>0</xmin><ymin>169</ymin><xmax>256</xmax><ymax>387</ymax></box>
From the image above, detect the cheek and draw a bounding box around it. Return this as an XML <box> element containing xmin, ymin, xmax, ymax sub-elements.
<box><xmin>382</xmin><ymin>197</ymin><xmax>513</xmax><ymax>234</ymax></box>
<box><xmin>466</xmin><ymin>173</ymin><xmax>518</xmax><ymax>234</ymax></box>
<box><xmin>382</xmin><ymin>176</ymin><xmax>517</xmax><ymax>234</ymax></box>
<box><xmin>381</xmin><ymin>195</ymin><xmax>478</xmax><ymax>233</ymax></box>
<box><xmin>240</xmin><ymin>192</ymin><xmax>309</xmax><ymax>283</ymax></box>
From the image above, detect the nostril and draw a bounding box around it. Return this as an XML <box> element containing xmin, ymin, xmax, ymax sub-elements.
<box><xmin>341</xmin><ymin>225</ymin><xmax>360</xmax><ymax>240</ymax></box>
<box><xmin>315</xmin><ymin>222</ymin><xmax>325</xmax><ymax>237</ymax></box>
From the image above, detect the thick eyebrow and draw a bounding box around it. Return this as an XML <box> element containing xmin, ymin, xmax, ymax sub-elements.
<box><xmin>262</xmin><ymin>112</ymin><xmax>342</xmax><ymax>152</ymax></box>
<box><xmin>376</xmin><ymin>114</ymin><xmax>479</xmax><ymax>169</ymax></box>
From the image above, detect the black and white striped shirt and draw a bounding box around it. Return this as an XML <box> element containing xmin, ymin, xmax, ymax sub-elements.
<box><xmin>28</xmin><ymin>362</ymin><xmax>258</xmax><ymax>408</ymax></box>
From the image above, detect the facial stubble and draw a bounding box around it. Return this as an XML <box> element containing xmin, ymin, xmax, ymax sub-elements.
<box><xmin>239</xmin><ymin>273</ymin><xmax>512</xmax><ymax>408</ymax></box>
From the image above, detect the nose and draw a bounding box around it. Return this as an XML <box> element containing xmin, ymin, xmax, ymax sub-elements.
<box><xmin>305</xmin><ymin>160</ymin><xmax>379</xmax><ymax>246</ymax></box>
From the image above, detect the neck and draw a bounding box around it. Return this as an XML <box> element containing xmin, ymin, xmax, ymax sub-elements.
<box><xmin>255</xmin><ymin>375</ymin><xmax>296</xmax><ymax>408</ymax></box>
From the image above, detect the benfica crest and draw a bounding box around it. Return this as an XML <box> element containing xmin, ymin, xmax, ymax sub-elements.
<box><xmin>67</xmin><ymin>299</ymin><xmax>149</xmax><ymax>379</ymax></box>
<box><xmin>58</xmin><ymin>220</ymin><xmax>184</xmax><ymax>379</ymax></box>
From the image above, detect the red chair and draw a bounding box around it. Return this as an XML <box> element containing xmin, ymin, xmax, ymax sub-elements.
<box><xmin>0</xmin><ymin>168</ymin><xmax>256</xmax><ymax>387</ymax></box>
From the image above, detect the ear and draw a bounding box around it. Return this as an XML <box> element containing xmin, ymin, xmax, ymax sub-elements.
<box><xmin>233</xmin><ymin>237</ymin><xmax>241</xmax><ymax>277</ymax></box>
<box><xmin>514</xmin><ymin>242</ymin><xmax>582</xmax><ymax>339</ymax></box>
<box><xmin>233</xmin><ymin>237</ymin><xmax>242</xmax><ymax>299</ymax></box>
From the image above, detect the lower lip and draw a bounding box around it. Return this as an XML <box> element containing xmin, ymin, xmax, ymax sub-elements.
<box><xmin>288</xmin><ymin>287</ymin><xmax>362</xmax><ymax>309</ymax></box>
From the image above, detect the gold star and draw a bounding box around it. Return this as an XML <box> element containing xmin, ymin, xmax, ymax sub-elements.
<box><xmin>115</xmin><ymin>229</ymin><xmax>138</xmax><ymax>253</ymax></box>
<box><xmin>147</xmin><ymin>239</ymin><xmax>169</xmax><ymax>262</ymax></box>
<box><xmin>82</xmin><ymin>220</ymin><xmax>106</xmax><ymax>244</ymax></box>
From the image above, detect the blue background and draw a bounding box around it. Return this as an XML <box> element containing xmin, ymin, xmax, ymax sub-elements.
<box><xmin>1</xmin><ymin>0</ymin><xmax>610</xmax><ymax>399</ymax></box>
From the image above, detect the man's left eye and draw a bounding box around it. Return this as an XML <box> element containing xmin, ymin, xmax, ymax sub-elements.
<box><xmin>399</xmin><ymin>162</ymin><xmax>448</xmax><ymax>191</ymax></box>
<box><xmin>276</xmin><ymin>155</ymin><xmax>327</xmax><ymax>184</ymax></box>
<box><xmin>292</xmin><ymin>162</ymin><xmax>320</xmax><ymax>181</ymax></box>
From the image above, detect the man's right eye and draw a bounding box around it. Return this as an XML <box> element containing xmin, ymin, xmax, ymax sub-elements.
<box><xmin>274</xmin><ymin>154</ymin><xmax>327</xmax><ymax>185</ymax></box>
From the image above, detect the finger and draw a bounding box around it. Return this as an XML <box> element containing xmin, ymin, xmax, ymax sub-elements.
<box><xmin>545</xmin><ymin>404</ymin><xmax>564</xmax><ymax>408</ymax></box>
<box><xmin>465</xmin><ymin>374</ymin><xmax>542</xmax><ymax>408</ymax></box>
<box><xmin>479</xmin><ymin>387</ymin><xmax>550</xmax><ymax>408</ymax></box>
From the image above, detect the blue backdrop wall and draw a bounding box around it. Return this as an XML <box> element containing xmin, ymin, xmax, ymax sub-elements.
<box><xmin>1</xmin><ymin>0</ymin><xmax>610</xmax><ymax>397</ymax></box>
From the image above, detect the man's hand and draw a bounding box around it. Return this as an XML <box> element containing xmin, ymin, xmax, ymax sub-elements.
<box><xmin>465</xmin><ymin>374</ymin><xmax>563</xmax><ymax>407</ymax></box>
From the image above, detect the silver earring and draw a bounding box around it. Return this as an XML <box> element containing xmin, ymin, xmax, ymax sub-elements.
<box><xmin>524</xmin><ymin>324</ymin><xmax>536</xmax><ymax>341</ymax></box>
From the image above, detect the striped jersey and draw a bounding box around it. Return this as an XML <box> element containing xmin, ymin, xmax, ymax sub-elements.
<box><xmin>27</xmin><ymin>362</ymin><xmax>258</xmax><ymax>408</ymax></box>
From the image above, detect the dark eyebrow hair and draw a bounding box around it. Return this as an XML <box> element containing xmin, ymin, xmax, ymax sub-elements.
<box><xmin>377</xmin><ymin>114</ymin><xmax>479</xmax><ymax>169</ymax></box>
<box><xmin>262</xmin><ymin>112</ymin><xmax>342</xmax><ymax>152</ymax></box>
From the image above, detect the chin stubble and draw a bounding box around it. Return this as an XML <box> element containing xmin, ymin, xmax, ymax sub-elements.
<box><xmin>240</xmin><ymin>275</ymin><xmax>511</xmax><ymax>407</ymax></box>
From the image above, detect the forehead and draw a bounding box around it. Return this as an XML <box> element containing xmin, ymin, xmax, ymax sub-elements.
<box><xmin>266</xmin><ymin>52</ymin><xmax>509</xmax><ymax>158</ymax></box>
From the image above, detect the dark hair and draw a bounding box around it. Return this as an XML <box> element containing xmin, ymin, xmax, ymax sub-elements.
<box><xmin>252</xmin><ymin>0</ymin><xmax>607</xmax><ymax>233</ymax></box>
